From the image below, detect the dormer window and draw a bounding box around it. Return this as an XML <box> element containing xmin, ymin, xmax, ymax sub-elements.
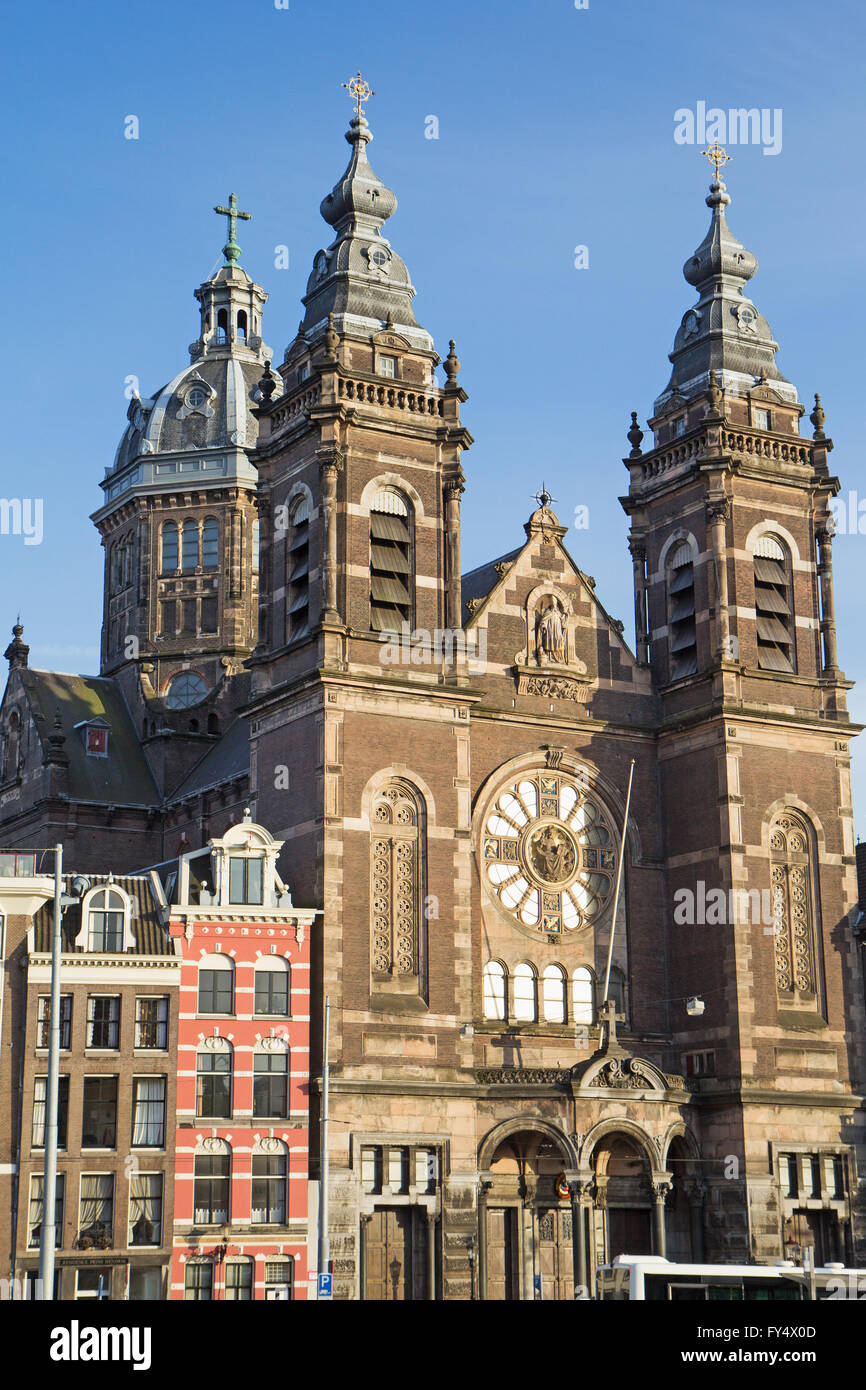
<box><xmin>674</xmin><ymin>416</ymin><xmax>686</xmax><ymax>438</ymax></box>
<box><xmin>378</xmin><ymin>355</ymin><xmax>396</xmax><ymax>378</ymax></box>
<box><xmin>753</xmin><ymin>407</ymin><xmax>771</xmax><ymax>431</ymax></box>
<box><xmin>76</xmin><ymin>719</ymin><xmax>110</xmax><ymax>759</ymax></box>
<box><xmin>299</xmin><ymin>363</ymin><xmax>311</xmax><ymax>382</ymax></box>
<box><xmin>229</xmin><ymin>855</ymin><xmax>263</xmax><ymax>905</ymax></box>
<box><xmin>81</xmin><ymin>886</ymin><xmax>132</xmax><ymax>953</ymax></box>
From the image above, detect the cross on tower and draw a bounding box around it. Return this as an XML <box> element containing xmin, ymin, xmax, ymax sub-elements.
<box><xmin>213</xmin><ymin>193</ymin><xmax>251</xmax><ymax>266</ymax></box>
<box><xmin>702</xmin><ymin>140</ymin><xmax>732</xmax><ymax>183</ymax></box>
<box><xmin>342</xmin><ymin>70</ymin><xmax>375</xmax><ymax>121</ymax></box>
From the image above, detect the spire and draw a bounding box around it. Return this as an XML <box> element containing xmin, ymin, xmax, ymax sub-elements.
<box><xmin>655</xmin><ymin>148</ymin><xmax>797</xmax><ymax>414</ymax></box>
<box><xmin>4</xmin><ymin>619</ymin><xmax>29</xmax><ymax>672</ymax></box>
<box><xmin>298</xmin><ymin>76</ymin><xmax>432</xmax><ymax>351</ymax></box>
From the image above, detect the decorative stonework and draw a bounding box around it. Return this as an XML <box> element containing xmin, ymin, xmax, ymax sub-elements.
<box><xmin>371</xmin><ymin>783</ymin><xmax>421</xmax><ymax>977</ymax></box>
<box><xmin>517</xmin><ymin>673</ymin><xmax>591</xmax><ymax>703</ymax></box>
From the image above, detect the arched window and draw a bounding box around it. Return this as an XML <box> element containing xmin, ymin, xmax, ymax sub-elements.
<box><xmin>667</xmin><ymin>541</ymin><xmax>697</xmax><ymax>679</ymax></box>
<box><xmin>770</xmin><ymin>812</ymin><xmax>818</xmax><ymax>997</ymax></box>
<box><xmin>542</xmin><ymin>964</ymin><xmax>568</xmax><ymax>1023</ymax></box>
<box><xmin>286</xmin><ymin>495</ymin><xmax>310</xmax><ymax>642</ymax></box>
<box><xmin>216</xmin><ymin>309</ymin><xmax>228</xmax><ymax>344</ymax></box>
<box><xmin>196</xmin><ymin>1042</ymin><xmax>232</xmax><ymax>1118</ymax></box>
<box><xmin>237</xmin><ymin>310</ymin><xmax>248</xmax><ymax>342</ymax></box>
<box><xmin>109</xmin><ymin>543</ymin><xmax>119</xmax><ymax>593</ymax></box>
<box><xmin>513</xmin><ymin>963</ymin><xmax>537</xmax><ymax>1022</ymax></box>
<box><xmin>253</xmin><ymin>1044</ymin><xmax>289</xmax><ymax>1119</ymax></box>
<box><xmin>201</xmin><ymin>518</ymin><xmax>219</xmax><ymax>571</ymax></box>
<box><xmin>193</xmin><ymin>1144</ymin><xmax>230</xmax><ymax>1225</ymax></box>
<box><xmin>370</xmin><ymin>781</ymin><xmax>424</xmax><ymax>982</ymax></box>
<box><xmin>161</xmin><ymin>521</ymin><xmax>178</xmax><ymax>573</ymax></box>
<box><xmin>252</xmin><ymin>518</ymin><xmax>260</xmax><ymax>574</ymax></box>
<box><xmin>87</xmin><ymin>887</ymin><xmax>128</xmax><ymax>952</ymax></box>
<box><xmin>482</xmin><ymin>961</ymin><xmax>507</xmax><ymax>1020</ymax></box>
<box><xmin>181</xmin><ymin>521</ymin><xmax>199</xmax><ymax>572</ymax></box>
<box><xmin>572</xmin><ymin>966</ymin><xmax>595</xmax><ymax>1024</ymax></box>
<box><xmin>754</xmin><ymin>535</ymin><xmax>794</xmax><ymax>672</ymax></box>
<box><xmin>255</xmin><ymin>957</ymin><xmax>290</xmax><ymax>1015</ymax></box>
<box><xmin>198</xmin><ymin>954</ymin><xmax>234</xmax><ymax>1014</ymax></box>
<box><xmin>251</xmin><ymin>1142</ymin><xmax>287</xmax><ymax>1224</ymax></box>
<box><xmin>4</xmin><ymin>712</ymin><xmax>20</xmax><ymax>782</ymax></box>
<box><xmin>609</xmin><ymin>965</ymin><xmax>627</xmax><ymax>1021</ymax></box>
<box><xmin>370</xmin><ymin>489</ymin><xmax>412</xmax><ymax>632</ymax></box>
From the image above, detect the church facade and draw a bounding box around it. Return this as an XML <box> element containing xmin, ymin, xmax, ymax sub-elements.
<box><xmin>1</xmin><ymin>89</ymin><xmax>865</xmax><ymax>1298</ymax></box>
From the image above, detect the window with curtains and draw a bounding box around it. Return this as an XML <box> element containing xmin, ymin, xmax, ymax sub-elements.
<box><xmin>87</xmin><ymin>889</ymin><xmax>127</xmax><ymax>952</ymax></box>
<box><xmin>770</xmin><ymin>811</ymin><xmax>818</xmax><ymax>998</ymax></box>
<box><xmin>129</xmin><ymin>1173</ymin><xmax>163</xmax><ymax>1247</ymax></box>
<box><xmin>196</xmin><ymin>1047</ymin><xmax>232</xmax><ymax>1118</ymax></box>
<box><xmin>82</xmin><ymin>1077</ymin><xmax>118</xmax><ymax>1148</ymax></box>
<box><xmin>36</xmin><ymin>994</ymin><xmax>72</xmax><ymax>1049</ymax></box>
<box><xmin>78</xmin><ymin>1174</ymin><xmax>114</xmax><ymax>1245</ymax></box>
<box><xmin>225</xmin><ymin>1259</ymin><xmax>253</xmax><ymax>1300</ymax></box>
<box><xmin>161</xmin><ymin>521</ymin><xmax>178</xmax><ymax>573</ymax></box>
<box><xmin>201</xmin><ymin>517</ymin><xmax>219</xmax><ymax>570</ymax></box>
<box><xmin>86</xmin><ymin>995</ymin><xmax>120</xmax><ymax>1048</ymax></box>
<box><xmin>251</xmin><ymin>1149</ymin><xmax>287</xmax><ymax>1224</ymax></box>
<box><xmin>286</xmin><ymin>495</ymin><xmax>310</xmax><ymax>642</ymax></box>
<box><xmin>667</xmin><ymin>541</ymin><xmax>697</xmax><ymax>679</ymax></box>
<box><xmin>753</xmin><ymin>535</ymin><xmax>794</xmax><ymax>672</ymax></box>
<box><xmin>28</xmin><ymin>1173</ymin><xmax>64</xmax><ymax>1248</ymax></box>
<box><xmin>254</xmin><ymin>958</ymin><xmax>289</xmax><ymax>1015</ymax></box>
<box><xmin>134</xmin><ymin>996</ymin><xmax>168</xmax><ymax>1049</ymax></box>
<box><xmin>513</xmin><ymin>963</ymin><xmax>537</xmax><ymax>1021</ymax></box>
<box><xmin>253</xmin><ymin>1050</ymin><xmax>289</xmax><ymax>1118</ymax></box>
<box><xmin>482</xmin><ymin>961</ymin><xmax>507</xmax><ymax>1020</ymax></box>
<box><xmin>198</xmin><ymin>956</ymin><xmax>234</xmax><ymax>1013</ymax></box>
<box><xmin>572</xmin><ymin>966</ymin><xmax>595</xmax><ymax>1023</ymax></box>
<box><xmin>369</xmin><ymin>488</ymin><xmax>412</xmax><ymax>631</ymax></box>
<box><xmin>131</xmin><ymin>1077</ymin><xmax>166</xmax><ymax>1147</ymax></box>
<box><xmin>185</xmin><ymin>1261</ymin><xmax>213</xmax><ymax>1300</ymax></box>
<box><xmin>229</xmin><ymin>855</ymin><xmax>263</xmax><ymax>905</ymax></box>
<box><xmin>193</xmin><ymin>1150</ymin><xmax>230</xmax><ymax>1225</ymax></box>
<box><xmin>370</xmin><ymin>781</ymin><xmax>424</xmax><ymax>980</ymax></box>
<box><xmin>32</xmin><ymin>1075</ymin><xmax>69</xmax><ymax>1148</ymax></box>
<box><xmin>181</xmin><ymin>520</ymin><xmax>199</xmax><ymax>572</ymax></box>
<box><xmin>542</xmin><ymin>965</ymin><xmax>568</xmax><ymax>1023</ymax></box>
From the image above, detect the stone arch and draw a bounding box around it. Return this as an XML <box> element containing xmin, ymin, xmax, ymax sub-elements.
<box><xmin>744</xmin><ymin>518</ymin><xmax>804</xmax><ymax>567</ymax></box>
<box><xmin>656</xmin><ymin>528</ymin><xmax>699</xmax><ymax>579</ymax></box>
<box><xmin>578</xmin><ymin>1118</ymin><xmax>663</xmax><ymax>1178</ymax></box>
<box><xmin>478</xmin><ymin>1116</ymin><xmax>579</xmax><ymax>1172</ymax></box>
<box><xmin>659</xmin><ymin>1120</ymin><xmax>701</xmax><ymax>1169</ymax></box>
<box><xmin>358</xmin><ymin>473</ymin><xmax>426</xmax><ymax>521</ymax></box>
<box><xmin>359</xmin><ymin>766</ymin><xmax>437</xmax><ymax>829</ymax></box>
<box><xmin>760</xmin><ymin>797</ymin><xmax>826</xmax><ymax>853</ymax></box>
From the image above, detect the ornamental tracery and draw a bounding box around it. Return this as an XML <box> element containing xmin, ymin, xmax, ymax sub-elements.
<box><xmin>769</xmin><ymin>811</ymin><xmax>817</xmax><ymax>995</ymax></box>
<box><xmin>371</xmin><ymin>782</ymin><xmax>422</xmax><ymax>976</ymax></box>
<box><xmin>482</xmin><ymin>769</ymin><xmax>617</xmax><ymax>934</ymax></box>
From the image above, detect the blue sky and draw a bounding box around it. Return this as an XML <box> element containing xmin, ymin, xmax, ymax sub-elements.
<box><xmin>2</xmin><ymin>0</ymin><xmax>865</xmax><ymax>829</ymax></box>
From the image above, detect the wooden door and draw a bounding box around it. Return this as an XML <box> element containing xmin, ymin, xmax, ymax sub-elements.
<box><xmin>365</xmin><ymin>1208</ymin><xmax>422</xmax><ymax>1301</ymax></box>
<box><xmin>537</xmin><ymin>1207</ymin><xmax>574</xmax><ymax>1301</ymax></box>
<box><xmin>607</xmin><ymin>1207</ymin><xmax>652</xmax><ymax>1260</ymax></box>
<box><xmin>487</xmin><ymin>1207</ymin><xmax>519</xmax><ymax>1300</ymax></box>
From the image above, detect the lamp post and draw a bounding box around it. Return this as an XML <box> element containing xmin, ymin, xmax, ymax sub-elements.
<box><xmin>37</xmin><ymin>845</ymin><xmax>62</xmax><ymax>1300</ymax></box>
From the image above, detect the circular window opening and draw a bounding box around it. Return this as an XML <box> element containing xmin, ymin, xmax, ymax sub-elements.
<box><xmin>164</xmin><ymin>672</ymin><xmax>209</xmax><ymax>709</ymax></box>
<box><xmin>187</xmin><ymin>387</ymin><xmax>208</xmax><ymax>408</ymax></box>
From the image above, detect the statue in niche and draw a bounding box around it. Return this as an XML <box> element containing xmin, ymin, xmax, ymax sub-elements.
<box><xmin>536</xmin><ymin>598</ymin><xmax>567</xmax><ymax>666</ymax></box>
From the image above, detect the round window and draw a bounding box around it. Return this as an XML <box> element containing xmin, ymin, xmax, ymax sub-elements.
<box><xmin>187</xmin><ymin>387</ymin><xmax>208</xmax><ymax>408</ymax></box>
<box><xmin>482</xmin><ymin>769</ymin><xmax>617</xmax><ymax>934</ymax></box>
<box><xmin>164</xmin><ymin>672</ymin><xmax>208</xmax><ymax>709</ymax></box>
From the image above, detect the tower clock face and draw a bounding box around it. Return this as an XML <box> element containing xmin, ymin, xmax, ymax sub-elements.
<box><xmin>482</xmin><ymin>771</ymin><xmax>617</xmax><ymax>934</ymax></box>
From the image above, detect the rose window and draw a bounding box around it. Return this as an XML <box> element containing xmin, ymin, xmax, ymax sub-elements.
<box><xmin>482</xmin><ymin>771</ymin><xmax>617</xmax><ymax>933</ymax></box>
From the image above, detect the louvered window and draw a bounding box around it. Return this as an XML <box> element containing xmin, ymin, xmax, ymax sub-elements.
<box><xmin>668</xmin><ymin>542</ymin><xmax>697</xmax><ymax>679</ymax></box>
<box><xmin>286</xmin><ymin>496</ymin><xmax>310</xmax><ymax>642</ymax></box>
<box><xmin>754</xmin><ymin>536</ymin><xmax>793</xmax><ymax>672</ymax></box>
<box><xmin>370</xmin><ymin>490</ymin><xmax>412</xmax><ymax>632</ymax></box>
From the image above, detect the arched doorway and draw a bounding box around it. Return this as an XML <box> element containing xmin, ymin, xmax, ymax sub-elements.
<box><xmin>592</xmin><ymin>1135</ymin><xmax>653</xmax><ymax>1265</ymax></box>
<box><xmin>665</xmin><ymin>1137</ymin><xmax>695</xmax><ymax>1262</ymax></box>
<box><xmin>481</xmin><ymin>1125</ymin><xmax>576</xmax><ymax>1301</ymax></box>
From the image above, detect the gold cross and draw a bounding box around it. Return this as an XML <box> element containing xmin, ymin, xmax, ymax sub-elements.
<box><xmin>703</xmin><ymin>140</ymin><xmax>732</xmax><ymax>182</ymax></box>
<box><xmin>342</xmin><ymin>70</ymin><xmax>375</xmax><ymax>120</ymax></box>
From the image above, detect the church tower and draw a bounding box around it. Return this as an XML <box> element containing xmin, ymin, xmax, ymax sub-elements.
<box><xmin>622</xmin><ymin>147</ymin><xmax>866</xmax><ymax>1263</ymax></box>
<box><xmin>92</xmin><ymin>199</ymin><xmax>271</xmax><ymax>791</ymax></box>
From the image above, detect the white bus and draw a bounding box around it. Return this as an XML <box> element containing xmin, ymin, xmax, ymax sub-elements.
<box><xmin>596</xmin><ymin>1255</ymin><xmax>864</xmax><ymax>1301</ymax></box>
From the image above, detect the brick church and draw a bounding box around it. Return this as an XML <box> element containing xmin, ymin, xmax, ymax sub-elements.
<box><xmin>1</xmin><ymin>84</ymin><xmax>864</xmax><ymax>1298</ymax></box>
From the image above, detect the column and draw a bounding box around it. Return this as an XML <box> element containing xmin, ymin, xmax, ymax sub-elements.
<box><xmin>477</xmin><ymin>1179</ymin><xmax>491</xmax><ymax>1302</ymax></box>
<box><xmin>254</xmin><ymin>493</ymin><xmax>271</xmax><ymax>650</ymax></box>
<box><xmin>706</xmin><ymin>498</ymin><xmax>732</xmax><ymax>660</ymax></box>
<box><xmin>817</xmin><ymin>526</ymin><xmax>840</xmax><ymax>672</ymax></box>
<box><xmin>318</xmin><ymin>446</ymin><xmax>344</xmax><ymax>624</ymax></box>
<box><xmin>569</xmin><ymin>1180</ymin><xmax>592</xmax><ymax>1298</ymax></box>
<box><xmin>443</xmin><ymin>476</ymin><xmax>465</xmax><ymax>633</ymax></box>
<box><xmin>652</xmin><ymin>1179</ymin><xmax>673</xmax><ymax>1257</ymax></box>
<box><xmin>358</xmin><ymin>1214</ymin><xmax>372</xmax><ymax>1301</ymax></box>
<box><xmin>628</xmin><ymin>539</ymin><xmax>648</xmax><ymax>665</ymax></box>
<box><xmin>426</xmin><ymin>1209</ymin><xmax>437</xmax><ymax>1300</ymax></box>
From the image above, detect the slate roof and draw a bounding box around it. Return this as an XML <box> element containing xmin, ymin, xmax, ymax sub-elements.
<box><xmin>461</xmin><ymin>548</ymin><xmax>521</xmax><ymax>620</ymax></box>
<box><xmin>168</xmin><ymin>717</ymin><xmax>249</xmax><ymax>803</ymax></box>
<box><xmin>20</xmin><ymin>670</ymin><xmax>160</xmax><ymax>805</ymax></box>
<box><xmin>31</xmin><ymin>873</ymin><xmax>173</xmax><ymax>956</ymax></box>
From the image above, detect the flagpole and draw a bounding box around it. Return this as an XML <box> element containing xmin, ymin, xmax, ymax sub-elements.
<box><xmin>602</xmin><ymin>762</ymin><xmax>635</xmax><ymax>1004</ymax></box>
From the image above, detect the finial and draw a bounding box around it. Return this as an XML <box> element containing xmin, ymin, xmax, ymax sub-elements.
<box><xmin>322</xmin><ymin>312</ymin><xmax>340</xmax><ymax>363</ymax></box>
<box><xmin>702</xmin><ymin>140</ymin><xmax>732</xmax><ymax>184</ymax></box>
<box><xmin>627</xmin><ymin>411</ymin><xmax>644</xmax><ymax>457</ymax></box>
<box><xmin>243</xmin><ymin>805</ymin><xmax>252</xmax><ymax>821</ymax></box>
<box><xmin>45</xmin><ymin>707</ymin><xmax>69</xmax><ymax>767</ymax></box>
<box><xmin>443</xmin><ymin>339</ymin><xmax>461</xmax><ymax>384</ymax></box>
<box><xmin>810</xmin><ymin>392</ymin><xmax>826</xmax><ymax>440</ymax></box>
<box><xmin>4</xmin><ymin>618</ymin><xmax>29</xmax><ymax>672</ymax></box>
<box><xmin>534</xmin><ymin>485</ymin><xmax>555</xmax><ymax>510</ymax></box>
<box><xmin>256</xmin><ymin>360</ymin><xmax>279</xmax><ymax>401</ymax></box>
<box><xmin>705</xmin><ymin>369</ymin><xmax>724</xmax><ymax>420</ymax></box>
<box><xmin>342</xmin><ymin>70</ymin><xmax>375</xmax><ymax>121</ymax></box>
<box><xmin>213</xmin><ymin>192</ymin><xmax>251</xmax><ymax>267</ymax></box>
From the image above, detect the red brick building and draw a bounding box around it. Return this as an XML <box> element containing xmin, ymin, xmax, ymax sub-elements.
<box><xmin>166</xmin><ymin>815</ymin><xmax>317</xmax><ymax>1299</ymax></box>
